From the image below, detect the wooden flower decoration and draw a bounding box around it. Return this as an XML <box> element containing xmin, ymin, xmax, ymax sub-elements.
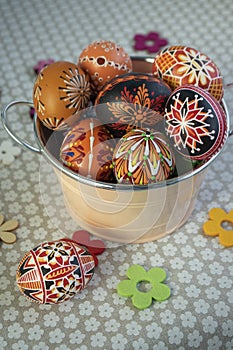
<box><xmin>133</xmin><ymin>32</ymin><xmax>168</xmax><ymax>53</ymax></box>
<box><xmin>117</xmin><ymin>264</ymin><xmax>170</xmax><ymax>309</ymax></box>
<box><xmin>0</xmin><ymin>213</ymin><xmax>19</xmax><ymax>244</ymax></box>
<box><xmin>203</xmin><ymin>208</ymin><xmax>233</xmax><ymax>247</ymax></box>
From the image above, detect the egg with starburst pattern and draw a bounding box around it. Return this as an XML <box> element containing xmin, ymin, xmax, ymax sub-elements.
<box><xmin>164</xmin><ymin>85</ymin><xmax>227</xmax><ymax>160</ymax></box>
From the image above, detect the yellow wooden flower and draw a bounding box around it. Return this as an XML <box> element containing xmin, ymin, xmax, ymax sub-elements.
<box><xmin>0</xmin><ymin>213</ymin><xmax>19</xmax><ymax>244</ymax></box>
<box><xmin>203</xmin><ymin>208</ymin><xmax>233</xmax><ymax>247</ymax></box>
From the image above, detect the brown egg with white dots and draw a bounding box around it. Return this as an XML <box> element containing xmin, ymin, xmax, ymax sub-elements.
<box><xmin>33</xmin><ymin>61</ymin><xmax>91</xmax><ymax>130</ymax></box>
<box><xmin>78</xmin><ymin>40</ymin><xmax>132</xmax><ymax>92</ymax></box>
<box><xmin>60</xmin><ymin>118</ymin><xmax>116</xmax><ymax>183</ymax></box>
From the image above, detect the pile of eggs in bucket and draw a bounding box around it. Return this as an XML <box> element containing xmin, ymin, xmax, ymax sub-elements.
<box><xmin>33</xmin><ymin>40</ymin><xmax>227</xmax><ymax>185</ymax></box>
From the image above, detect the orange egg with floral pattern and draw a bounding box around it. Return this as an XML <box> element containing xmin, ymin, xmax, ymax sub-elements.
<box><xmin>152</xmin><ymin>46</ymin><xmax>223</xmax><ymax>101</ymax></box>
<box><xmin>33</xmin><ymin>61</ymin><xmax>91</xmax><ymax>130</ymax></box>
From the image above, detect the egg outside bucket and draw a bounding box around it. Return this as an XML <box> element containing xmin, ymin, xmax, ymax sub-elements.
<box><xmin>1</xmin><ymin>57</ymin><xmax>232</xmax><ymax>244</ymax></box>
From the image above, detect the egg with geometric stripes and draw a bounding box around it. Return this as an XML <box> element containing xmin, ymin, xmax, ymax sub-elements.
<box><xmin>16</xmin><ymin>239</ymin><xmax>95</xmax><ymax>304</ymax></box>
<box><xmin>152</xmin><ymin>45</ymin><xmax>223</xmax><ymax>101</ymax></box>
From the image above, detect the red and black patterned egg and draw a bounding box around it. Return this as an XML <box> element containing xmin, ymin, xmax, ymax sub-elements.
<box><xmin>60</xmin><ymin>118</ymin><xmax>116</xmax><ymax>182</ymax></box>
<box><xmin>164</xmin><ymin>85</ymin><xmax>227</xmax><ymax>160</ymax></box>
<box><xmin>33</xmin><ymin>61</ymin><xmax>91</xmax><ymax>130</ymax></box>
<box><xmin>152</xmin><ymin>46</ymin><xmax>223</xmax><ymax>101</ymax></box>
<box><xmin>95</xmin><ymin>73</ymin><xmax>172</xmax><ymax>135</ymax></box>
<box><xmin>113</xmin><ymin>128</ymin><xmax>175</xmax><ymax>185</ymax></box>
<box><xmin>16</xmin><ymin>239</ymin><xmax>95</xmax><ymax>304</ymax></box>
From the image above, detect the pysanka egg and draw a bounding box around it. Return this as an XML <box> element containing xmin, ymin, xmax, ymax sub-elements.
<box><xmin>78</xmin><ymin>40</ymin><xmax>132</xmax><ymax>91</ymax></box>
<box><xmin>113</xmin><ymin>128</ymin><xmax>175</xmax><ymax>185</ymax></box>
<box><xmin>60</xmin><ymin>118</ymin><xmax>116</xmax><ymax>182</ymax></box>
<box><xmin>16</xmin><ymin>239</ymin><xmax>95</xmax><ymax>304</ymax></box>
<box><xmin>33</xmin><ymin>61</ymin><xmax>91</xmax><ymax>130</ymax></box>
<box><xmin>164</xmin><ymin>85</ymin><xmax>227</xmax><ymax>160</ymax></box>
<box><xmin>152</xmin><ymin>46</ymin><xmax>223</xmax><ymax>101</ymax></box>
<box><xmin>95</xmin><ymin>73</ymin><xmax>172</xmax><ymax>135</ymax></box>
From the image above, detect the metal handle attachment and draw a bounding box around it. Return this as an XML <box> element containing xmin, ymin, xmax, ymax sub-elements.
<box><xmin>224</xmin><ymin>83</ymin><xmax>233</xmax><ymax>137</ymax></box>
<box><xmin>1</xmin><ymin>100</ymin><xmax>42</xmax><ymax>154</ymax></box>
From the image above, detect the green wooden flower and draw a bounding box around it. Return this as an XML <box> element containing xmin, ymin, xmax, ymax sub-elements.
<box><xmin>117</xmin><ymin>264</ymin><xmax>170</xmax><ymax>309</ymax></box>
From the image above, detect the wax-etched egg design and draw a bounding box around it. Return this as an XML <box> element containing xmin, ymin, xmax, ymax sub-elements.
<box><xmin>113</xmin><ymin>128</ymin><xmax>175</xmax><ymax>185</ymax></box>
<box><xmin>152</xmin><ymin>46</ymin><xmax>223</xmax><ymax>101</ymax></box>
<box><xmin>33</xmin><ymin>61</ymin><xmax>91</xmax><ymax>130</ymax></box>
<box><xmin>78</xmin><ymin>40</ymin><xmax>132</xmax><ymax>91</ymax></box>
<box><xmin>16</xmin><ymin>239</ymin><xmax>95</xmax><ymax>304</ymax></box>
<box><xmin>60</xmin><ymin>118</ymin><xmax>116</xmax><ymax>182</ymax></box>
<box><xmin>95</xmin><ymin>73</ymin><xmax>172</xmax><ymax>135</ymax></box>
<box><xmin>164</xmin><ymin>85</ymin><xmax>227</xmax><ymax>160</ymax></box>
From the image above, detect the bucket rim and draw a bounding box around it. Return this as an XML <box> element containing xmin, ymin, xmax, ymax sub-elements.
<box><xmin>34</xmin><ymin>101</ymin><xmax>230</xmax><ymax>192</ymax></box>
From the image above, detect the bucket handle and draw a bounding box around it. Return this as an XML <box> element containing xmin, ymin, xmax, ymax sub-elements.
<box><xmin>1</xmin><ymin>100</ymin><xmax>42</xmax><ymax>154</ymax></box>
<box><xmin>225</xmin><ymin>83</ymin><xmax>233</xmax><ymax>137</ymax></box>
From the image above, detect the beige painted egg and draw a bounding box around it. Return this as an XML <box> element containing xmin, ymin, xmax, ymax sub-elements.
<box><xmin>16</xmin><ymin>239</ymin><xmax>95</xmax><ymax>304</ymax></box>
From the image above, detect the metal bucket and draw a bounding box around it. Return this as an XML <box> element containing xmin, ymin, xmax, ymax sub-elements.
<box><xmin>1</xmin><ymin>57</ymin><xmax>232</xmax><ymax>243</ymax></box>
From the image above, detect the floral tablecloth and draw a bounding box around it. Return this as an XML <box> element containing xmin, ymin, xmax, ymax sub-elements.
<box><xmin>0</xmin><ymin>0</ymin><xmax>233</xmax><ymax>349</ymax></box>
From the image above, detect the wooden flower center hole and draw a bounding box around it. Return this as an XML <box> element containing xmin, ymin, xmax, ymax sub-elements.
<box><xmin>137</xmin><ymin>280</ymin><xmax>152</xmax><ymax>293</ymax></box>
<box><xmin>145</xmin><ymin>39</ymin><xmax>156</xmax><ymax>47</ymax></box>
<box><xmin>221</xmin><ymin>220</ymin><xmax>233</xmax><ymax>231</ymax></box>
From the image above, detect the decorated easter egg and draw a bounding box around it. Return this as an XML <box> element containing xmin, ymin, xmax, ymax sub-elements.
<box><xmin>60</xmin><ymin>118</ymin><xmax>116</xmax><ymax>182</ymax></box>
<box><xmin>95</xmin><ymin>73</ymin><xmax>172</xmax><ymax>135</ymax></box>
<box><xmin>16</xmin><ymin>239</ymin><xmax>95</xmax><ymax>304</ymax></box>
<box><xmin>164</xmin><ymin>85</ymin><xmax>227</xmax><ymax>160</ymax></box>
<box><xmin>78</xmin><ymin>40</ymin><xmax>132</xmax><ymax>91</ymax></box>
<box><xmin>113</xmin><ymin>128</ymin><xmax>175</xmax><ymax>185</ymax></box>
<box><xmin>33</xmin><ymin>61</ymin><xmax>91</xmax><ymax>130</ymax></box>
<box><xmin>152</xmin><ymin>46</ymin><xmax>223</xmax><ymax>101</ymax></box>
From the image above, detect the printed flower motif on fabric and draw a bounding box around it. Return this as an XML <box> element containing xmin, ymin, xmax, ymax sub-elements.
<box><xmin>165</xmin><ymin>92</ymin><xmax>214</xmax><ymax>154</ymax></box>
<box><xmin>117</xmin><ymin>264</ymin><xmax>170</xmax><ymax>309</ymax></box>
<box><xmin>203</xmin><ymin>208</ymin><xmax>233</xmax><ymax>247</ymax></box>
<box><xmin>0</xmin><ymin>140</ymin><xmax>21</xmax><ymax>165</ymax></box>
<box><xmin>107</xmin><ymin>84</ymin><xmax>165</xmax><ymax>132</ymax></box>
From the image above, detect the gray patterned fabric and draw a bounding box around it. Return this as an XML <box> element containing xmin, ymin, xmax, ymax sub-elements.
<box><xmin>0</xmin><ymin>0</ymin><xmax>233</xmax><ymax>349</ymax></box>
